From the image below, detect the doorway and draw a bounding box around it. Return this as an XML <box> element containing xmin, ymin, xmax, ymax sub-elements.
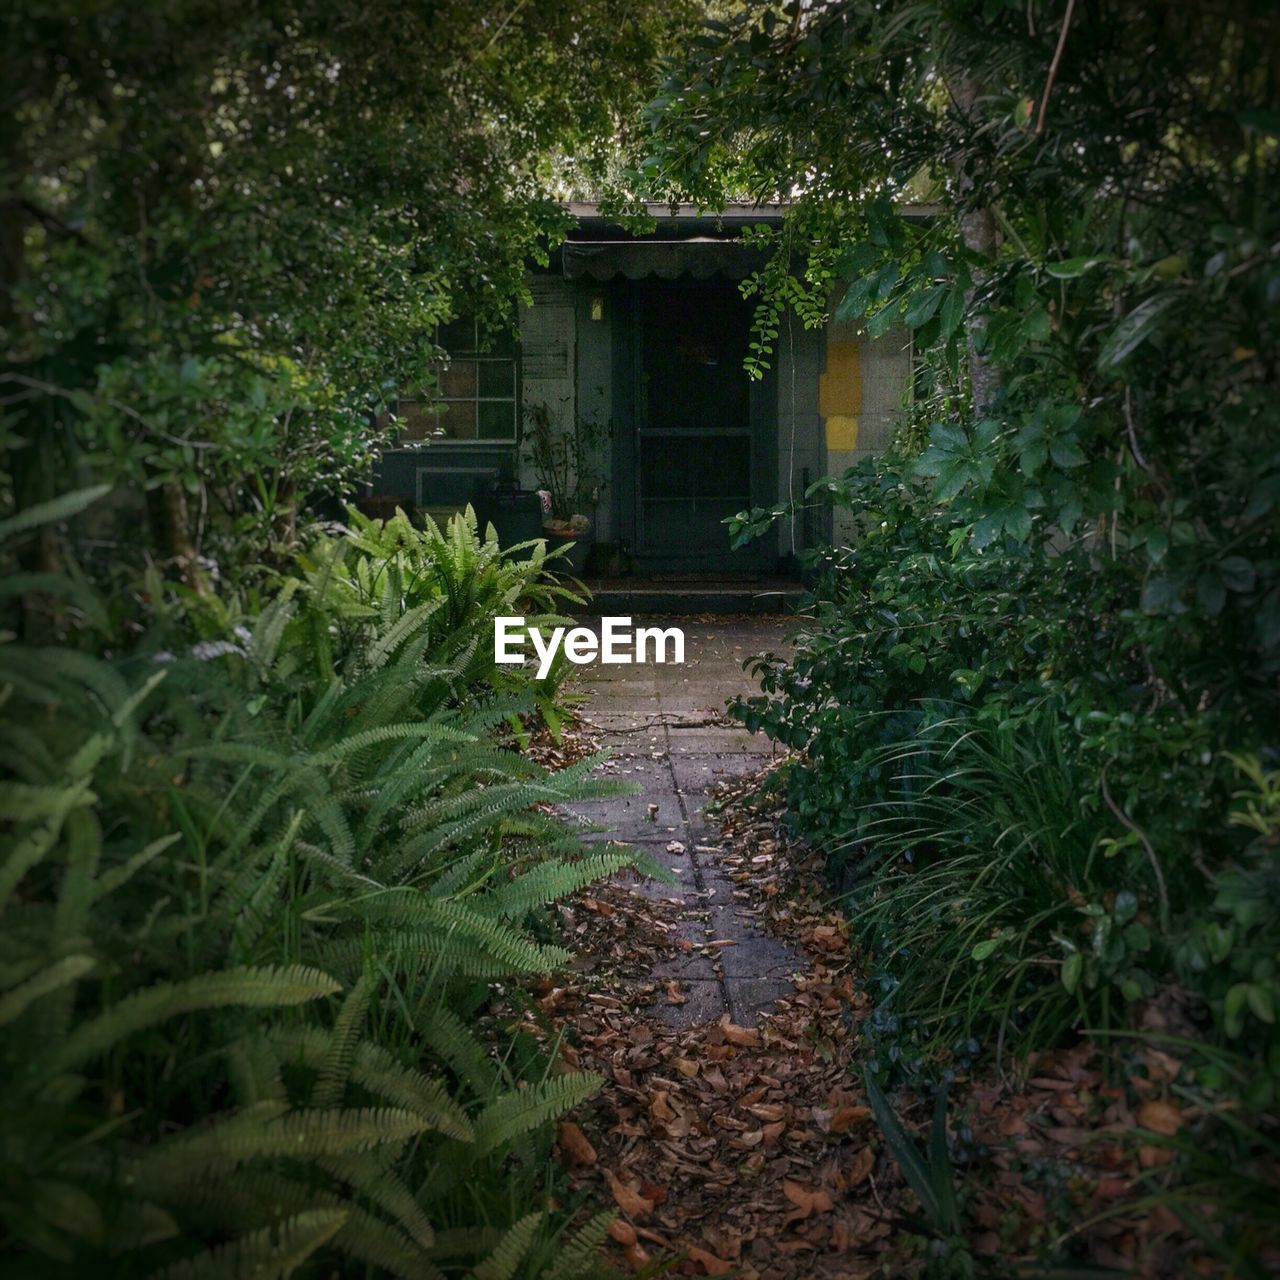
<box><xmin>616</xmin><ymin>279</ymin><xmax>775</xmax><ymax>572</ymax></box>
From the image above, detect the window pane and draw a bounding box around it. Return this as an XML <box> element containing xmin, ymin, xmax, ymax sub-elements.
<box><xmin>439</xmin><ymin>400</ymin><xmax>477</xmax><ymax>440</ymax></box>
<box><xmin>438</xmin><ymin>318</ymin><xmax>475</xmax><ymax>353</ymax></box>
<box><xmin>439</xmin><ymin>361</ymin><xmax>477</xmax><ymax>399</ymax></box>
<box><xmin>395</xmin><ymin>400</ymin><xmax>441</xmax><ymax>441</ymax></box>
<box><xmin>478</xmin><ymin>361</ymin><xmax>513</xmax><ymax>397</ymax></box>
<box><xmin>479</xmin><ymin>327</ymin><xmax>517</xmax><ymax>357</ymax></box>
<box><xmin>478</xmin><ymin>400</ymin><xmax>515</xmax><ymax>440</ymax></box>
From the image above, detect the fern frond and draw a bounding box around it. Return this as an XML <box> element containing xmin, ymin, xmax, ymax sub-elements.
<box><xmin>49</xmin><ymin>965</ymin><xmax>341</xmax><ymax>1073</ymax></box>
<box><xmin>138</xmin><ymin>1104</ymin><xmax>429</xmax><ymax>1188</ymax></box>
<box><xmin>356</xmin><ymin>895</ymin><xmax>570</xmax><ymax>974</ymax></box>
<box><xmin>414</xmin><ymin>1004</ymin><xmax>498</xmax><ymax>1097</ymax></box>
<box><xmin>548</xmin><ymin>1210</ymin><xmax>616</xmax><ymax>1280</ymax></box>
<box><xmin>225</xmin><ymin>1035</ymin><xmax>286</xmax><ymax>1107</ymax></box>
<box><xmin>150</xmin><ymin>1208</ymin><xmax>346</xmax><ymax>1280</ymax></box>
<box><xmin>313</xmin><ymin>972</ymin><xmax>373</xmax><ymax>1110</ymax></box>
<box><xmin>470</xmin><ymin>1211</ymin><xmax>542</xmax><ymax>1280</ymax></box>
<box><xmin>485</xmin><ymin>851</ymin><xmax>644</xmax><ymax>920</ymax></box>
<box><xmin>470</xmin><ymin>1074</ymin><xmax>602</xmax><ymax>1158</ymax></box>
<box><xmin>0</xmin><ymin>777</ymin><xmax>95</xmax><ymax>912</ymax></box>
<box><xmin>317</xmin><ymin>1150</ymin><xmax>433</xmax><ymax>1247</ymax></box>
<box><xmin>91</xmin><ymin>834</ymin><xmax>180</xmax><ymax>902</ymax></box>
<box><xmin>335</xmin><ymin>1206</ymin><xmax>446</xmax><ymax>1280</ymax></box>
<box><xmin>0</xmin><ymin>954</ymin><xmax>95</xmax><ymax>1027</ymax></box>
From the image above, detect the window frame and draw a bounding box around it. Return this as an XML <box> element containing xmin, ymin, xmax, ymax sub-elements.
<box><xmin>395</xmin><ymin>318</ymin><xmax>521</xmax><ymax>449</ymax></box>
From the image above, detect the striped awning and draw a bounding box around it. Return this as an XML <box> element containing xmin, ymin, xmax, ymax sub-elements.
<box><xmin>561</xmin><ymin>238</ymin><xmax>764</xmax><ymax>281</ymax></box>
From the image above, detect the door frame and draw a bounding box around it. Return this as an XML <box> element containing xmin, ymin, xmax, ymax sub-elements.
<box><xmin>610</xmin><ymin>277</ymin><xmax>777</xmax><ymax>574</ymax></box>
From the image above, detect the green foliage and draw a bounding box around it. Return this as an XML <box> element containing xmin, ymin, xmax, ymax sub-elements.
<box><xmin>652</xmin><ymin>0</ymin><xmax>1280</xmax><ymax>1260</ymax></box>
<box><xmin>0</xmin><ymin>504</ymin><xmax>637</xmax><ymax>1276</ymax></box>
<box><xmin>1</xmin><ymin>0</ymin><xmax>698</xmax><ymax>580</ymax></box>
<box><xmin>864</xmin><ymin>1075</ymin><xmax>965</xmax><ymax>1273</ymax></box>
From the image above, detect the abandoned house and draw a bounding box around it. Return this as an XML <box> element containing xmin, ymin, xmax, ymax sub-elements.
<box><xmin>370</xmin><ymin>203</ymin><xmax>919</xmax><ymax>588</ymax></box>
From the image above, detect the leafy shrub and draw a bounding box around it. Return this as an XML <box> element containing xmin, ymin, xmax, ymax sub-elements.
<box><xmin>732</xmin><ymin>458</ymin><xmax>1275</xmax><ymax>1081</ymax></box>
<box><xmin>0</xmin><ymin>496</ymin><xmax>633</xmax><ymax>1277</ymax></box>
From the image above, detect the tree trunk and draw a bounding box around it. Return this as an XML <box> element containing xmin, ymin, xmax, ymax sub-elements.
<box><xmin>146</xmin><ymin>479</ymin><xmax>206</xmax><ymax>592</ymax></box>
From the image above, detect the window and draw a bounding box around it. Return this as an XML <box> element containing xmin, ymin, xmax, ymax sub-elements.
<box><xmin>396</xmin><ymin>319</ymin><xmax>518</xmax><ymax>444</ymax></box>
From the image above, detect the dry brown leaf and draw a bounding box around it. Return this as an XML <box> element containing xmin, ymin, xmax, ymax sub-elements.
<box><xmin>845</xmin><ymin>1145</ymin><xmax>875</xmax><ymax>1187</ymax></box>
<box><xmin>607</xmin><ymin>1218</ymin><xmax>637</xmax><ymax>1246</ymax></box>
<box><xmin>1137</xmin><ymin>1099</ymin><xmax>1184</xmax><ymax>1136</ymax></box>
<box><xmin>830</xmin><ymin>1105</ymin><xmax>871</xmax><ymax>1133</ymax></box>
<box><xmin>623</xmin><ymin>1241</ymin><xmax>650</xmax><ymax>1272</ymax></box>
<box><xmin>665</xmin><ymin>979</ymin><xmax>688</xmax><ymax>1006</ymax></box>
<box><xmin>685</xmin><ymin>1245</ymin><xmax>734</xmax><ymax>1275</ymax></box>
<box><xmin>605</xmin><ymin>1169</ymin><xmax>654</xmax><ymax>1219</ymax></box>
<box><xmin>719</xmin><ymin>1018</ymin><xmax>761</xmax><ymax>1048</ymax></box>
<box><xmin>782</xmin><ymin>1179</ymin><xmax>834</xmax><ymax>1221</ymax></box>
<box><xmin>557</xmin><ymin>1120</ymin><xmax>597</xmax><ymax>1167</ymax></box>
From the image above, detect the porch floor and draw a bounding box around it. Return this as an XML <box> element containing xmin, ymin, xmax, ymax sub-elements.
<box><xmin>580</xmin><ymin>575</ymin><xmax>804</xmax><ymax>616</ymax></box>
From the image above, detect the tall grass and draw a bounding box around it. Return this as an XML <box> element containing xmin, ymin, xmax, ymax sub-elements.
<box><xmin>844</xmin><ymin>704</ymin><xmax>1145</xmax><ymax>1066</ymax></box>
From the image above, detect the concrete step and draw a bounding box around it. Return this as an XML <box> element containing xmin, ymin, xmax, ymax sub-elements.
<box><xmin>581</xmin><ymin>578</ymin><xmax>804</xmax><ymax>616</ymax></box>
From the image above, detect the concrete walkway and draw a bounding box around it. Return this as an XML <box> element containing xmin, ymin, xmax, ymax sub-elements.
<box><xmin>565</xmin><ymin>617</ymin><xmax>802</xmax><ymax>1027</ymax></box>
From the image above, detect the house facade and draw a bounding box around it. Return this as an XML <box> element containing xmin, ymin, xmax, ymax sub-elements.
<box><xmin>371</xmin><ymin>204</ymin><xmax>918</xmax><ymax>573</ymax></box>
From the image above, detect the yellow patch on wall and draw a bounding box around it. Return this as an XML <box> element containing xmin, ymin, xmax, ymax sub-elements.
<box><xmin>818</xmin><ymin>341</ymin><xmax>863</xmax><ymax>419</ymax></box>
<box><xmin>825</xmin><ymin>415</ymin><xmax>859</xmax><ymax>451</ymax></box>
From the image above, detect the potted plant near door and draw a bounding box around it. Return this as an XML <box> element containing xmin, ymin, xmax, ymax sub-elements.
<box><xmin>523</xmin><ymin>403</ymin><xmax>606</xmax><ymax>577</ymax></box>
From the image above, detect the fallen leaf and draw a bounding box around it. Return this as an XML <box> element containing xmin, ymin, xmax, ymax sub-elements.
<box><xmin>845</xmin><ymin>1145</ymin><xmax>875</xmax><ymax>1187</ymax></box>
<box><xmin>782</xmin><ymin>1179</ymin><xmax>834</xmax><ymax>1221</ymax></box>
<box><xmin>650</xmin><ymin>1091</ymin><xmax>676</xmax><ymax>1123</ymax></box>
<box><xmin>665</xmin><ymin>979</ymin><xmax>688</xmax><ymax>1006</ymax></box>
<box><xmin>605</xmin><ymin>1169</ymin><xmax>654</xmax><ymax>1219</ymax></box>
<box><xmin>830</xmin><ymin>1105</ymin><xmax>871</xmax><ymax>1133</ymax></box>
<box><xmin>719</xmin><ymin>1018</ymin><xmax>761</xmax><ymax>1048</ymax></box>
<box><xmin>685</xmin><ymin>1245</ymin><xmax>733</xmax><ymax>1275</ymax></box>
<box><xmin>557</xmin><ymin>1120</ymin><xmax>596</xmax><ymax>1167</ymax></box>
<box><xmin>608</xmin><ymin>1219</ymin><xmax>637</xmax><ymax>1246</ymax></box>
<box><xmin>1137</xmin><ymin>1099</ymin><xmax>1184</xmax><ymax>1136</ymax></box>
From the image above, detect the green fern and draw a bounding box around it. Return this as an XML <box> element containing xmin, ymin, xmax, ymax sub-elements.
<box><xmin>49</xmin><ymin>966</ymin><xmax>341</xmax><ymax>1073</ymax></box>
<box><xmin>470</xmin><ymin>1211</ymin><xmax>543</xmax><ymax>1280</ymax></box>
<box><xmin>470</xmin><ymin>1074</ymin><xmax>603</xmax><ymax>1158</ymax></box>
<box><xmin>151</xmin><ymin>1208</ymin><xmax>347</xmax><ymax>1280</ymax></box>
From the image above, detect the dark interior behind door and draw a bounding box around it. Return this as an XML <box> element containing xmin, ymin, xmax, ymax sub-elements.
<box><xmin>635</xmin><ymin>283</ymin><xmax>758</xmax><ymax>565</ymax></box>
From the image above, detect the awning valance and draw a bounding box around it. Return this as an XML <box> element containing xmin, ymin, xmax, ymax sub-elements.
<box><xmin>561</xmin><ymin>238</ymin><xmax>764</xmax><ymax>282</ymax></box>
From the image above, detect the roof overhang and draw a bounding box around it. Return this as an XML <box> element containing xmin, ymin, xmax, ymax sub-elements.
<box><xmin>562</xmin><ymin>237</ymin><xmax>766</xmax><ymax>281</ymax></box>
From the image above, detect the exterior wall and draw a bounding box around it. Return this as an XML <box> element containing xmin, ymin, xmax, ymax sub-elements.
<box><xmin>774</xmin><ymin>319</ymin><xmax>827</xmax><ymax>558</ymax></box>
<box><xmin>819</xmin><ymin>314</ymin><xmax>913</xmax><ymax>545</ymax></box>
<box><xmin>376</xmin><ymin>266</ymin><xmax>913</xmax><ymax>564</ymax></box>
<box><xmin>516</xmin><ymin>275</ymin><xmax>577</xmax><ymax>490</ymax></box>
<box><xmin>571</xmin><ymin>285</ymin><xmax>614</xmax><ymax>542</ymax></box>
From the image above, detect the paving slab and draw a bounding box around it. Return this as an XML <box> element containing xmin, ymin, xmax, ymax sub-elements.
<box><xmin>567</xmin><ymin>615</ymin><xmax>801</xmax><ymax>1028</ymax></box>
